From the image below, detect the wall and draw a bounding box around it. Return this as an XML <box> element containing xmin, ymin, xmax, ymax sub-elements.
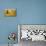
<box><xmin>0</xmin><ymin>0</ymin><xmax>46</xmax><ymax>44</ymax></box>
<box><xmin>19</xmin><ymin>0</ymin><xmax>46</xmax><ymax>24</ymax></box>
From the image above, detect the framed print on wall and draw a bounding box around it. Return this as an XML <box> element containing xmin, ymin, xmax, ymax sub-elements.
<box><xmin>4</xmin><ymin>8</ymin><xmax>16</xmax><ymax>17</ymax></box>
